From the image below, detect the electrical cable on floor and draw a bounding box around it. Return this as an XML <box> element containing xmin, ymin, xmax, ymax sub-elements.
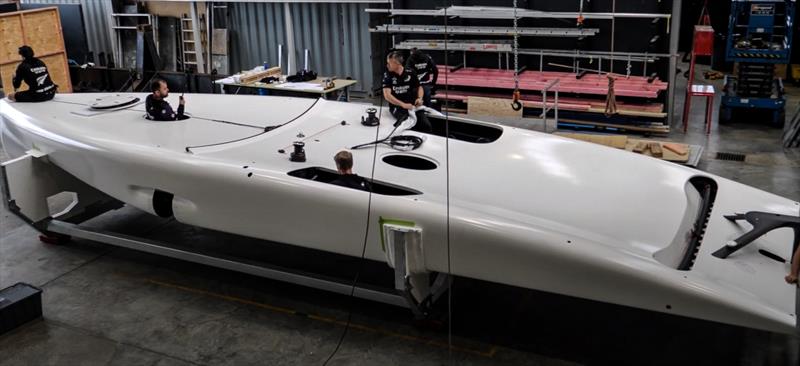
<box><xmin>320</xmin><ymin>31</ymin><xmax>388</xmax><ymax>366</ymax></box>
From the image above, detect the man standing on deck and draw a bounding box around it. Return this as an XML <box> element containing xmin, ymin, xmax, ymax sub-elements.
<box><xmin>405</xmin><ymin>48</ymin><xmax>438</xmax><ymax>108</ymax></box>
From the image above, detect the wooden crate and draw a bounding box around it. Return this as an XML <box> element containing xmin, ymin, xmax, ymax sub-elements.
<box><xmin>0</xmin><ymin>7</ymin><xmax>71</xmax><ymax>93</ymax></box>
<box><xmin>466</xmin><ymin>96</ymin><xmax>523</xmax><ymax>118</ymax></box>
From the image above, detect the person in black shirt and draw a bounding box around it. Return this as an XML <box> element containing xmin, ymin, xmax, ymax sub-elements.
<box><xmin>330</xmin><ymin>150</ymin><xmax>370</xmax><ymax>192</ymax></box>
<box><xmin>405</xmin><ymin>48</ymin><xmax>438</xmax><ymax>107</ymax></box>
<box><xmin>382</xmin><ymin>51</ymin><xmax>432</xmax><ymax>133</ymax></box>
<box><xmin>145</xmin><ymin>79</ymin><xmax>186</xmax><ymax>121</ymax></box>
<box><xmin>7</xmin><ymin>46</ymin><xmax>56</xmax><ymax>103</ymax></box>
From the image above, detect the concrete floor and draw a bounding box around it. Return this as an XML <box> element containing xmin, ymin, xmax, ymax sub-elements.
<box><xmin>2</xmin><ymin>63</ymin><xmax>800</xmax><ymax>366</ymax></box>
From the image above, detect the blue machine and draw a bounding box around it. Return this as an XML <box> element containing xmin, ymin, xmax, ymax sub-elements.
<box><xmin>720</xmin><ymin>0</ymin><xmax>795</xmax><ymax>125</ymax></box>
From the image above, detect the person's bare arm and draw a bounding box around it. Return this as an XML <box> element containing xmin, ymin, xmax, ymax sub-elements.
<box><xmin>383</xmin><ymin>88</ymin><xmax>413</xmax><ymax>110</ymax></box>
<box><xmin>414</xmin><ymin>85</ymin><xmax>424</xmax><ymax>106</ymax></box>
<box><xmin>786</xmin><ymin>246</ymin><xmax>800</xmax><ymax>284</ymax></box>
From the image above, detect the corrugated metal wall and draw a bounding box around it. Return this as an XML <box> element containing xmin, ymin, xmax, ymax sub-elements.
<box><xmin>21</xmin><ymin>0</ymin><xmax>113</xmax><ymax>58</ymax></box>
<box><xmin>19</xmin><ymin>1</ymin><xmax>376</xmax><ymax>94</ymax></box>
<box><xmin>229</xmin><ymin>2</ymin><xmax>374</xmax><ymax>94</ymax></box>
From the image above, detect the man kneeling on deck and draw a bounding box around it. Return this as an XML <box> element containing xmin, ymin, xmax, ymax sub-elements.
<box><xmin>146</xmin><ymin>79</ymin><xmax>187</xmax><ymax>121</ymax></box>
<box><xmin>382</xmin><ymin>51</ymin><xmax>432</xmax><ymax>133</ymax></box>
<box><xmin>6</xmin><ymin>46</ymin><xmax>56</xmax><ymax>103</ymax></box>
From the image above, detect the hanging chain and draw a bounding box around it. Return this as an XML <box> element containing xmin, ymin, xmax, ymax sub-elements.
<box><xmin>510</xmin><ymin>0</ymin><xmax>523</xmax><ymax>110</ymax></box>
<box><xmin>513</xmin><ymin>0</ymin><xmax>519</xmax><ymax>90</ymax></box>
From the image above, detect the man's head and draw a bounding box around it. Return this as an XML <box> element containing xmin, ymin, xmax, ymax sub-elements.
<box><xmin>18</xmin><ymin>46</ymin><xmax>34</xmax><ymax>60</ymax></box>
<box><xmin>386</xmin><ymin>51</ymin><xmax>404</xmax><ymax>74</ymax></box>
<box><xmin>334</xmin><ymin>150</ymin><xmax>353</xmax><ymax>174</ymax></box>
<box><xmin>151</xmin><ymin>79</ymin><xmax>169</xmax><ymax>98</ymax></box>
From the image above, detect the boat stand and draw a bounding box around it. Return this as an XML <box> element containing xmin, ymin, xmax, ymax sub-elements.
<box><xmin>1</xmin><ymin>152</ymin><xmax>450</xmax><ymax>316</ymax></box>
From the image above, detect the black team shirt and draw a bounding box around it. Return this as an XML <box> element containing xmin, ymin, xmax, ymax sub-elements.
<box><xmin>406</xmin><ymin>53</ymin><xmax>438</xmax><ymax>86</ymax></box>
<box><xmin>382</xmin><ymin>68</ymin><xmax>420</xmax><ymax>106</ymax></box>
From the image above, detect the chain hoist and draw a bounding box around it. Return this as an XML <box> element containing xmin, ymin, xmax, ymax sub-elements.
<box><xmin>511</xmin><ymin>0</ymin><xmax>523</xmax><ymax>111</ymax></box>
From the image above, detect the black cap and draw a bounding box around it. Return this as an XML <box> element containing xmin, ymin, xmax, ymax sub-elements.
<box><xmin>18</xmin><ymin>45</ymin><xmax>34</xmax><ymax>59</ymax></box>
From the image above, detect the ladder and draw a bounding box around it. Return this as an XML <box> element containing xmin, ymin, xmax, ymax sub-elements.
<box><xmin>180</xmin><ymin>4</ymin><xmax>206</xmax><ymax>73</ymax></box>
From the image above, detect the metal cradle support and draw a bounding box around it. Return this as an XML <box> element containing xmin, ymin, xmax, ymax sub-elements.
<box><xmin>0</xmin><ymin>153</ymin><xmax>410</xmax><ymax>310</ymax></box>
<box><xmin>383</xmin><ymin>223</ymin><xmax>452</xmax><ymax>319</ymax></box>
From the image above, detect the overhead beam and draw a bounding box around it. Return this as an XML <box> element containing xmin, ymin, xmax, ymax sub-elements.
<box><xmin>371</xmin><ymin>24</ymin><xmax>599</xmax><ymax>37</ymax></box>
<box><xmin>366</xmin><ymin>6</ymin><xmax>671</xmax><ymax>21</ymax></box>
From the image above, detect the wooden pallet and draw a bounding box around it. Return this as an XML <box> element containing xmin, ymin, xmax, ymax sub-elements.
<box><xmin>0</xmin><ymin>7</ymin><xmax>71</xmax><ymax>93</ymax></box>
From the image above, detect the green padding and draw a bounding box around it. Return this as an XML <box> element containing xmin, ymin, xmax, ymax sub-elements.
<box><xmin>379</xmin><ymin>216</ymin><xmax>416</xmax><ymax>252</ymax></box>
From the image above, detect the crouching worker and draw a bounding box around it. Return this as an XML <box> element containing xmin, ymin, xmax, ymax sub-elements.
<box><xmin>382</xmin><ymin>51</ymin><xmax>432</xmax><ymax>133</ymax></box>
<box><xmin>7</xmin><ymin>45</ymin><xmax>56</xmax><ymax>102</ymax></box>
<box><xmin>146</xmin><ymin>79</ymin><xmax>187</xmax><ymax>121</ymax></box>
<box><xmin>331</xmin><ymin>150</ymin><xmax>371</xmax><ymax>192</ymax></box>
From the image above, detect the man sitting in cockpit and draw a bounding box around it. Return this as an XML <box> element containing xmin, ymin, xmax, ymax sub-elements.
<box><xmin>146</xmin><ymin>79</ymin><xmax>187</xmax><ymax>121</ymax></box>
<box><xmin>330</xmin><ymin>150</ymin><xmax>370</xmax><ymax>192</ymax></box>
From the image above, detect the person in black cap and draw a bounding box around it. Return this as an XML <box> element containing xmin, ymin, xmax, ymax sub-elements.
<box><xmin>382</xmin><ymin>51</ymin><xmax>432</xmax><ymax>133</ymax></box>
<box><xmin>405</xmin><ymin>48</ymin><xmax>438</xmax><ymax>107</ymax></box>
<box><xmin>7</xmin><ymin>45</ymin><xmax>56</xmax><ymax>102</ymax></box>
<box><xmin>145</xmin><ymin>78</ymin><xmax>186</xmax><ymax>121</ymax></box>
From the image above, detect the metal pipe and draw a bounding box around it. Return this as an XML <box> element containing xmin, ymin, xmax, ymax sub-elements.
<box><xmin>370</xmin><ymin>24</ymin><xmax>600</xmax><ymax>37</ymax></box>
<box><xmin>284</xmin><ymin>4</ymin><xmax>295</xmax><ymax>76</ymax></box>
<box><xmin>394</xmin><ymin>41</ymin><xmax>670</xmax><ymax>58</ymax></box>
<box><xmin>610</xmin><ymin>0</ymin><xmax>616</xmax><ymax>74</ymax></box>
<box><xmin>46</xmin><ymin>220</ymin><xmax>409</xmax><ymax>309</ymax></box>
<box><xmin>365</xmin><ymin>7</ymin><xmax>672</xmax><ymax>20</ymax></box>
<box><xmin>207</xmin><ymin>1</ymin><xmax>212</xmax><ymax>73</ymax></box>
<box><xmin>668</xmin><ymin>0</ymin><xmax>682</xmax><ymax>127</ymax></box>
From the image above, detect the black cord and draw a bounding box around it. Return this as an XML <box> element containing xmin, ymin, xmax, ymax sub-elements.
<box><xmin>350</xmin><ymin>123</ymin><xmax>400</xmax><ymax>150</ymax></box>
<box><xmin>443</xmin><ymin>3</ymin><xmax>454</xmax><ymax>364</ymax></box>
<box><xmin>321</xmin><ymin>63</ymin><xmax>387</xmax><ymax>366</ymax></box>
<box><xmin>184</xmin><ymin>98</ymin><xmax>320</xmax><ymax>152</ymax></box>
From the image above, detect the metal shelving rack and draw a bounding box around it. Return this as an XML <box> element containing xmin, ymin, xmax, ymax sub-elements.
<box><xmin>366</xmin><ymin>2</ymin><xmax>684</xmax><ymax>125</ymax></box>
<box><xmin>370</xmin><ymin>24</ymin><xmax>599</xmax><ymax>37</ymax></box>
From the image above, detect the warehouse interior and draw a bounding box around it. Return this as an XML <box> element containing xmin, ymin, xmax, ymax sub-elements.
<box><xmin>1</xmin><ymin>0</ymin><xmax>800</xmax><ymax>365</ymax></box>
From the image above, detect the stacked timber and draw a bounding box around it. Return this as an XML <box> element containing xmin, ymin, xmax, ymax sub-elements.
<box><xmin>238</xmin><ymin>66</ymin><xmax>282</xmax><ymax>84</ymax></box>
<box><xmin>435</xmin><ymin>66</ymin><xmax>669</xmax><ymax>135</ymax></box>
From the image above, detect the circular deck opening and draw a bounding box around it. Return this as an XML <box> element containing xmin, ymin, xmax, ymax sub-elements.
<box><xmin>382</xmin><ymin>154</ymin><xmax>437</xmax><ymax>170</ymax></box>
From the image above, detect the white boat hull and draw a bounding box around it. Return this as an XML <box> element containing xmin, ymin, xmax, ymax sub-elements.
<box><xmin>1</xmin><ymin>93</ymin><xmax>798</xmax><ymax>333</ymax></box>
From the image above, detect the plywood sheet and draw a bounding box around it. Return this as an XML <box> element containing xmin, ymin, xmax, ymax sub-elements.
<box><xmin>554</xmin><ymin>132</ymin><xmax>690</xmax><ymax>163</ymax></box>
<box><xmin>0</xmin><ymin>7</ymin><xmax>71</xmax><ymax>93</ymax></box>
<box><xmin>39</xmin><ymin>53</ymin><xmax>69</xmax><ymax>92</ymax></box>
<box><xmin>0</xmin><ymin>15</ymin><xmax>24</xmax><ymax>64</ymax></box>
<box><xmin>20</xmin><ymin>10</ymin><xmax>64</xmax><ymax>57</ymax></box>
<box><xmin>467</xmin><ymin>96</ymin><xmax>523</xmax><ymax>118</ymax></box>
<box><xmin>555</xmin><ymin>132</ymin><xmax>628</xmax><ymax>149</ymax></box>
